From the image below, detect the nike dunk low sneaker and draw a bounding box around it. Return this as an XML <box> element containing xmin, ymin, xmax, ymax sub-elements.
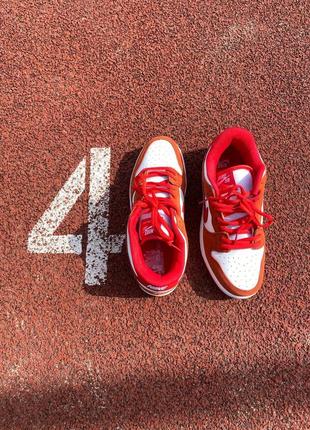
<box><xmin>200</xmin><ymin>127</ymin><xmax>273</xmax><ymax>299</ymax></box>
<box><xmin>127</xmin><ymin>136</ymin><xmax>188</xmax><ymax>296</ymax></box>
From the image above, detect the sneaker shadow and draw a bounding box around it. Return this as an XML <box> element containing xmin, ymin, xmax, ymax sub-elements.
<box><xmin>183</xmin><ymin>149</ymin><xmax>225</xmax><ymax>301</ymax></box>
<box><xmin>74</xmin><ymin>147</ymin><xmax>225</xmax><ymax>300</ymax></box>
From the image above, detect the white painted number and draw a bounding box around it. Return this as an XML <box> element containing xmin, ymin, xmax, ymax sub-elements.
<box><xmin>28</xmin><ymin>148</ymin><xmax>125</xmax><ymax>285</ymax></box>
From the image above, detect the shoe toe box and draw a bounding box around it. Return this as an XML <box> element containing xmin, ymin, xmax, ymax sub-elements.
<box><xmin>136</xmin><ymin>138</ymin><xmax>182</xmax><ymax>175</ymax></box>
<box><xmin>211</xmin><ymin>247</ymin><xmax>265</xmax><ymax>293</ymax></box>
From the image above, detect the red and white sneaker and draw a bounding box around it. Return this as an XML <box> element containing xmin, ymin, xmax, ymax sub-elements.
<box><xmin>127</xmin><ymin>136</ymin><xmax>188</xmax><ymax>296</ymax></box>
<box><xmin>200</xmin><ymin>127</ymin><xmax>273</xmax><ymax>299</ymax></box>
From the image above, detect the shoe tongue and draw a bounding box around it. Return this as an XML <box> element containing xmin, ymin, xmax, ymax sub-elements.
<box><xmin>217</xmin><ymin>165</ymin><xmax>253</xmax><ymax>240</ymax></box>
<box><xmin>139</xmin><ymin>209</ymin><xmax>173</xmax><ymax>244</ymax></box>
<box><xmin>217</xmin><ymin>165</ymin><xmax>253</xmax><ymax>192</ymax></box>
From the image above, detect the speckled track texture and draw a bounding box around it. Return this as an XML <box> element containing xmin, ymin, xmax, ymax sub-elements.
<box><xmin>1</xmin><ymin>1</ymin><xmax>309</xmax><ymax>429</ymax></box>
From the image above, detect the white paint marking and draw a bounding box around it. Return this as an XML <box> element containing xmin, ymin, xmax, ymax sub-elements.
<box><xmin>27</xmin><ymin>159</ymin><xmax>85</xmax><ymax>254</ymax></box>
<box><xmin>28</xmin><ymin>148</ymin><xmax>125</xmax><ymax>286</ymax></box>
<box><xmin>85</xmin><ymin>148</ymin><xmax>125</xmax><ymax>285</ymax></box>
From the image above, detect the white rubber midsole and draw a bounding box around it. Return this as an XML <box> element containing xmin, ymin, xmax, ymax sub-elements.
<box><xmin>138</xmin><ymin>281</ymin><xmax>177</xmax><ymax>297</ymax></box>
<box><xmin>199</xmin><ymin>212</ymin><xmax>255</xmax><ymax>300</ymax></box>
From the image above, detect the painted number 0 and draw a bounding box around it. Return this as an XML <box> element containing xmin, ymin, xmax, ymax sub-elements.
<box><xmin>27</xmin><ymin>148</ymin><xmax>125</xmax><ymax>286</ymax></box>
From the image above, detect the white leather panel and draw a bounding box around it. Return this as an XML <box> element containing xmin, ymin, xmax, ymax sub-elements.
<box><xmin>136</xmin><ymin>139</ymin><xmax>182</xmax><ymax>176</ymax></box>
<box><xmin>211</xmin><ymin>247</ymin><xmax>264</xmax><ymax>291</ymax></box>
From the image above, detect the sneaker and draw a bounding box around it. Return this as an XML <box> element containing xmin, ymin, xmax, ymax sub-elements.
<box><xmin>127</xmin><ymin>136</ymin><xmax>188</xmax><ymax>296</ymax></box>
<box><xmin>200</xmin><ymin>127</ymin><xmax>273</xmax><ymax>299</ymax></box>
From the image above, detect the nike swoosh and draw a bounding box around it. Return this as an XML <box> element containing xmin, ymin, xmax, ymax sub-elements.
<box><xmin>204</xmin><ymin>200</ymin><xmax>215</xmax><ymax>233</ymax></box>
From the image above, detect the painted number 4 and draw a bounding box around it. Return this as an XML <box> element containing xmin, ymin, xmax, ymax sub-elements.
<box><xmin>28</xmin><ymin>148</ymin><xmax>125</xmax><ymax>286</ymax></box>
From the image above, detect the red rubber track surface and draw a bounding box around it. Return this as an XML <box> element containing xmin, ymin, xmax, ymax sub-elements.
<box><xmin>1</xmin><ymin>1</ymin><xmax>309</xmax><ymax>429</ymax></box>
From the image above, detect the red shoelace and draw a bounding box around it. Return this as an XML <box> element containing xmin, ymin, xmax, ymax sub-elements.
<box><xmin>208</xmin><ymin>184</ymin><xmax>273</xmax><ymax>250</ymax></box>
<box><xmin>133</xmin><ymin>167</ymin><xmax>179</xmax><ymax>245</ymax></box>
